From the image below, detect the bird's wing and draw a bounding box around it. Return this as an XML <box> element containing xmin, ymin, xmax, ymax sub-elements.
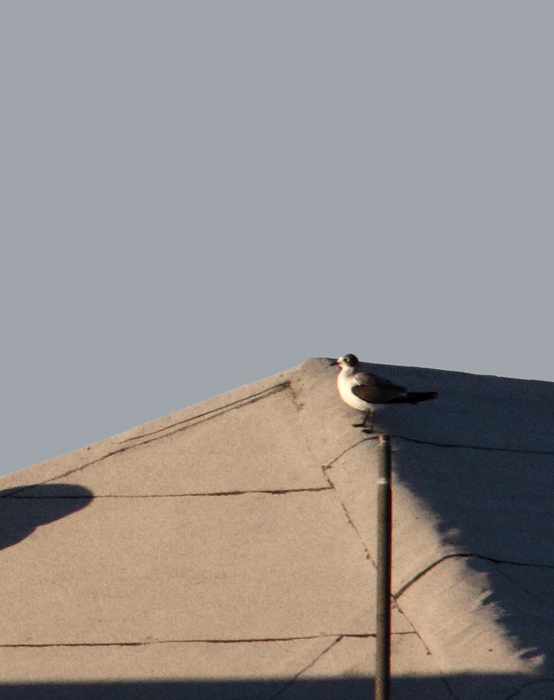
<box><xmin>352</xmin><ymin>371</ymin><xmax>408</xmax><ymax>404</ymax></box>
<box><xmin>354</xmin><ymin>370</ymin><xmax>405</xmax><ymax>389</ymax></box>
<box><xmin>352</xmin><ymin>383</ymin><xmax>407</xmax><ymax>404</ymax></box>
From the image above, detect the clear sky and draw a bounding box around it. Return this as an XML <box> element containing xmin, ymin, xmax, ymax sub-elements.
<box><xmin>1</xmin><ymin>2</ymin><xmax>553</xmax><ymax>476</ymax></box>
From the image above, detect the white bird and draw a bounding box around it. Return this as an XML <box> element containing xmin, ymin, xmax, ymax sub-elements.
<box><xmin>331</xmin><ymin>354</ymin><xmax>438</xmax><ymax>430</ymax></box>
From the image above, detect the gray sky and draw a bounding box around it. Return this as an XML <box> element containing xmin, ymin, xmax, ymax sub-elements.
<box><xmin>2</xmin><ymin>2</ymin><xmax>553</xmax><ymax>476</ymax></box>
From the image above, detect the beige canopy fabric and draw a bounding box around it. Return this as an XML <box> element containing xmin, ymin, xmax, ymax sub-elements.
<box><xmin>1</xmin><ymin>358</ymin><xmax>553</xmax><ymax>700</ymax></box>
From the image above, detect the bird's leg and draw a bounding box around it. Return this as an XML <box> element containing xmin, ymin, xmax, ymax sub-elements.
<box><xmin>353</xmin><ymin>409</ymin><xmax>372</xmax><ymax>429</ymax></box>
<box><xmin>362</xmin><ymin>409</ymin><xmax>375</xmax><ymax>434</ymax></box>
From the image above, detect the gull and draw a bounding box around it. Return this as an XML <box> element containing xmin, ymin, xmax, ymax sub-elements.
<box><xmin>331</xmin><ymin>354</ymin><xmax>438</xmax><ymax>430</ymax></box>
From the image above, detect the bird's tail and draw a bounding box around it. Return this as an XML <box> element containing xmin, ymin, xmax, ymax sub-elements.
<box><xmin>405</xmin><ymin>391</ymin><xmax>438</xmax><ymax>404</ymax></box>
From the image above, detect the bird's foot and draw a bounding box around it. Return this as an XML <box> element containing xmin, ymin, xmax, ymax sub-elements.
<box><xmin>353</xmin><ymin>411</ymin><xmax>373</xmax><ymax>430</ymax></box>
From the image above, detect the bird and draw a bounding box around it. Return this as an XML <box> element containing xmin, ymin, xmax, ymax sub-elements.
<box><xmin>331</xmin><ymin>354</ymin><xmax>438</xmax><ymax>430</ymax></box>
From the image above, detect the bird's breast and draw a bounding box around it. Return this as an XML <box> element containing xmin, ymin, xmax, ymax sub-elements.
<box><xmin>337</xmin><ymin>373</ymin><xmax>372</xmax><ymax>411</ymax></box>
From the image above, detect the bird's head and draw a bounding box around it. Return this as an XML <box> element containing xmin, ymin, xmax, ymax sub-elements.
<box><xmin>331</xmin><ymin>354</ymin><xmax>359</xmax><ymax>369</ymax></box>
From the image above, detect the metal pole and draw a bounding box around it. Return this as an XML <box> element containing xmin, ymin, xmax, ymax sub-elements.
<box><xmin>375</xmin><ymin>434</ymin><xmax>392</xmax><ymax>700</ymax></box>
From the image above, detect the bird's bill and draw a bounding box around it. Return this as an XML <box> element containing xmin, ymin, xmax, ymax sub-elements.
<box><xmin>330</xmin><ymin>359</ymin><xmax>339</xmax><ymax>366</ymax></box>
